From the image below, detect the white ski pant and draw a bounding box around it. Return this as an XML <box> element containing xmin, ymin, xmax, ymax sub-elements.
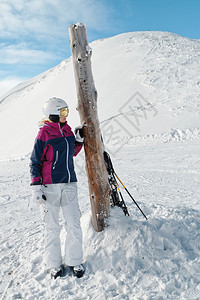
<box><xmin>40</xmin><ymin>182</ymin><xmax>83</xmax><ymax>269</ymax></box>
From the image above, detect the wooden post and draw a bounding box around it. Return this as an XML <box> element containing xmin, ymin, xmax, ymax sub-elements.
<box><xmin>69</xmin><ymin>23</ymin><xmax>110</xmax><ymax>232</ymax></box>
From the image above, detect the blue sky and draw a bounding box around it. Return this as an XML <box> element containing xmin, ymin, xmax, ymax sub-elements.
<box><xmin>0</xmin><ymin>0</ymin><xmax>200</xmax><ymax>96</ymax></box>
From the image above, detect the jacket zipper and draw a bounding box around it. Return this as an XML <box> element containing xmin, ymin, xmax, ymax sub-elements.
<box><xmin>65</xmin><ymin>137</ymin><xmax>70</xmax><ymax>183</ymax></box>
<box><xmin>53</xmin><ymin>151</ymin><xmax>58</xmax><ymax>169</ymax></box>
<box><xmin>59</xmin><ymin>124</ymin><xmax>70</xmax><ymax>183</ymax></box>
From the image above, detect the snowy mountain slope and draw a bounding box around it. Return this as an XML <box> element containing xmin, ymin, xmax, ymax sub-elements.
<box><xmin>0</xmin><ymin>31</ymin><xmax>200</xmax><ymax>158</ymax></box>
<box><xmin>0</xmin><ymin>31</ymin><xmax>200</xmax><ymax>299</ymax></box>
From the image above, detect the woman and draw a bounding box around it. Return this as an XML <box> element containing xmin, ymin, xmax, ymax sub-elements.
<box><xmin>30</xmin><ymin>97</ymin><xmax>85</xmax><ymax>279</ymax></box>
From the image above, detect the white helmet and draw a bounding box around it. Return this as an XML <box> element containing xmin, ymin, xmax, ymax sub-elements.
<box><xmin>43</xmin><ymin>97</ymin><xmax>69</xmax><ymax>117</ymax></box>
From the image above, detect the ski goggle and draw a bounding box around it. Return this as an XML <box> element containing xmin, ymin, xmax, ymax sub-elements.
<box><xmin>60</xmin><ymin>107</ymin><xmax>69</xmax><ymax>117</ymax></box>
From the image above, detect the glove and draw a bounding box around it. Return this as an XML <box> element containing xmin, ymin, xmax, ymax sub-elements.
<box><xmin>31</xmin><ymin>185</ymin><xmax>46</xmax><ymax>204</ymax></box>
<box><xmin>75</xmin><ymin>125</ymin><xmax>84</xmax><ymax>143</ymax></box>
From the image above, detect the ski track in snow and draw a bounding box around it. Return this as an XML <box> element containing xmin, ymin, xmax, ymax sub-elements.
<box><xmin>0</xmin><ymin>140</ymin><xmax>200</xmax><ymax>300</ymax></box>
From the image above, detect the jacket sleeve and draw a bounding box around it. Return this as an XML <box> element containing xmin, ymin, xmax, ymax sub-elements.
<box><xmin>74</xmin><ymin>141</ymin><xmax>83</xmax><ymax>156</ymax></box>
<box><xmin>30</xmin><ymin>138</ymin><xmax>45</xmax><ymax>184</ymax></box>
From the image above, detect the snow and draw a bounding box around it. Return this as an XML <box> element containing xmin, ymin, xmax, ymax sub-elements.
<box><xmin>0</xmin><ymin>141</ymin><xmax>200</xmax><ymax>299</ymax></box>
<box><xmin>0</xmin><ymin>31</ymin><xmax>200</xmax><ymax>299</ymax></box>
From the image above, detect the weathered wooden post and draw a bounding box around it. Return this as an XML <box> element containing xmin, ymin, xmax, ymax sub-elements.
<box><xmin>69</xmin><ymin>23</ymin><xmax>110</xmax><ymax>232</ymax></box>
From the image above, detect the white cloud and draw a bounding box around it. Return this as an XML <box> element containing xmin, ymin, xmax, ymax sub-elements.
<box><xmin>0</xmin><ymin>77</ymin><xmax>25</xmax><ymax>97</ymax></box>
<box><xmin>0</xmin><ymin>0</ymin><xmax>111</xmax><ymax>42</ymax></box>
<box><xmin>0</xmin><ymin>43</ymin><xmax>58</xmax><ymax>64</ymax></box>
<box><xmin>0</xmin><ymin>0</ymin><xmax>113</xmax><ymax>83</ymax></box>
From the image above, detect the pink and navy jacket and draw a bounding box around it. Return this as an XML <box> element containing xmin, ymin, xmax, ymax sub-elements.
<box><xmin>30</xmin><ymin>121</ymin><xmax>82</xmax><ymax>185</ymax></box>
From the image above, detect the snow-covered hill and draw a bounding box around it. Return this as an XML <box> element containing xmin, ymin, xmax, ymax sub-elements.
<box><xmin>0</xmin><ymin>31</ymin><xmax>200</xmax><ymax>158</ymax></box>
<box><xmin>0</xmin><ymin>31</ymin><xmax>200</xmax><ymax>299</ymax></box>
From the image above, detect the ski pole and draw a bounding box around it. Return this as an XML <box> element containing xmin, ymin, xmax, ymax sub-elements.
<box><xmin>116</xmin><ymin>183</ymin><xmax>130</xmax><ymax>216</ymax></box>
<box><xmin>114</xmin><ymin>173</ymin><xmax>148</xmax><ymax>220</ymax></box>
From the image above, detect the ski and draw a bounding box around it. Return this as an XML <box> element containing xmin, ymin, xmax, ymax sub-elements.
<box><xmin>104</xmin><ymin>151</ymin><xmax>148</xmax><ymax>220</ymax></box>
<box><xmin>103</xmin><ymin>151</ymin><xmax>129</xmax><ymax>216</ymax></box>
